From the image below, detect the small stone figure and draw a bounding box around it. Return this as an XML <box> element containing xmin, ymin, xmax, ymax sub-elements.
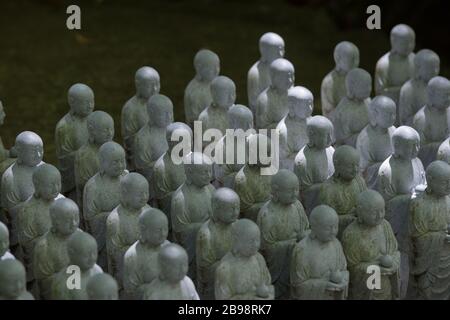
<box><xmin>87</xmin><ymin>273</ymin><xmax>119</xmax><ymax>300</ymax></box>
<box><xmin>198</xmin><ymin>75</ymin><xmax>236</xmax><ymax>135</ymax></box>
<box><xmin>255</xmin><ymin>58</ymin><xmax>294</xmax><ymax>129</ymax></box>
<box><xmin>0</xmin><ymin>100</ymin><xmax>17</xmax><ymax>177</ymax></box>
<box><xmin>356</xmin><ymin>96</ymin><xmax>396</xmax><ymax>189</ymax></box>
<box><xmin>399</xmin><ymin>49</ymin><xmax>440</xmax><ymax>126</ymax></box>
<box><xmin>319</xmin><ymin>146</ymin><xmax>367</xmax><ymax>238</ymax></box>
<box><xmin>408</xmin><ymin>160</ymin><xmax>450</xmax><ymax>299</ymax></box>
<box><xmin>55</xmin><ymin>83</ymin><xmax>94</xmax><ymax>199</ymax></box>
<box><xmin>33</xmin><ymin>198</ymin><xmax>80</xmax><ymax>299</ymax></box>
<box><xmin>257</xmin><ymin>170</ymin><xmax>309</xmax><ymax>299</ymax></box>
<box><xmin>276</xmin><ymin>86</ymin><xmax>313</xmax><ymax>171</ymax></box>
<box><xmin>184</xmin><ymin>49</ymin><xmax>220</xmax><ymax>127</ymax></box>
<box><xmin>196</xmin><ymin>188</ymin><xmax>240</xmax><ymax>300</ymax></box>
<box><xmin>375</xmin><ymin>24</ymin><xmax>416</xmax><ymax>120</ymax></box>
<box><xmin>123</xmin><ymin>207</ymin><xmax>170</xmax><ymax>300</ymax></box>
<box><xmin>332</xmin><ymin>68</ymin><xmax>371</xmax><ymax>147</ymax></box>
<box><xmin>321</xmin><ymin>41</ymin><xmax>360</xmax><ymax>119</ymax></box>
<box><xmin>106</xmin><ymin>172</ymin><xmax>150</xmax><ymax>287</ymax></box>
<box><xmin>121</xmin><ymin>67</ymin><xmax>160</xmax><ymax>170</ymax></box>
<box><xmin>83</xmin><ymin>142</ymin><xmax>127</xmax><ymax>270</ymax></box>
<box><xmin>134</xmin><ymin>94</ymin><xmax>174</xmax><ymax>202</ymax></box>
<box><xmin>294</xmin><ymin>116</ymin><xmax>335</xmax><ymax>215</ymax></box>
<box><xmin>437</xmin><ymin>137</ymin><xmax>450</xmax><ymax>165</ymax></box>
<box><xmin>342</xmin><ymin>190</ymin><xmax>400</xmax><ymax>300</ymax></box>
<box><xmin>171</xmin><ymin>152</ymin><xmax>214</xmax><ymax>279</ymax></box>
<box><xmin>51</xmin><ymin>231</ymin><xmax>103</xmax><ymax>300</ymax></box>
<box><xmin>142</xmin><ymin>243</ymin><xmax>199</xmax><ymax>300</ymax></box>
<box><xmin>0</xmin><ymin>221</ymin><xmax>14</xmax><ymax>260</ymax></box>
<box><xmin>413</xmin><ymin>76</ymin><xmax>450</xmax><ymax>168</ymax></box>
<box><xmin>290</xmin><ymin>205</ymin><xmax>348</xmax><ymax>300</ymax></box>
<box><xmin>0</xmin><ymin>259</ymin><xmax>34</xmax><ymax>300</ymax></box>
<box><xmin>215</xmin><ymin>219</ymin><xmax>274</xmax><ymax>300</ymax></box>
<box><xmin>248</xmin><ymin>32</ymin><xmax>285</xmax><ymax>114</ymax></box>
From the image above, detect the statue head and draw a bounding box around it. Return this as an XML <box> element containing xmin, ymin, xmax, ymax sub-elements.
<box><xmin>15</xmin><ymin>131</ymin><xmax>43</xmax><ymax>167</ymax></box>
<box><xmin>414</xmin><ymin>49</ymin><xmax>440</xmax><ymax>82</ymax></box>
<box><xmin>0</xmin><ymin>259</ymin><xmax>27</xmax><ymax>299</ymax></box>
<box><xmin>345</xmin><ymin>68</ymin><xmax>372</xmax><ymax>100</ymax></box>
<box><xmin>138</xmin><ymin>207</ymin><xmax>168</xmax><ymax>246</ymax></box>
<box><xmin>0</xmin><ymin>222</ymin><xmax>9</xmax><ymax>258</ymax></box>
<box><xmin>68</xmin><ymin>83</ymin><xmax>94</xmax><ymax>118</ymax></box>
<box><xmin>194</xmin><ymin>49</ymin><xmax>220</xmax><ymax>82</ymax></box>
<box><xmin>147</xmin><ymin>94</ymin><xmax>174</xmax><ymax>128</ymax></box>
<box><xmin>270</xmin><ymin>58</ymin><xmax>295</xmax><ymax>92</ymax></box>
<box><xmin>246</xmin><ymin>133</ymin><xmax>272</xmax><ymax>168</ymax></box>
<box><xmin>426</xmin><ymin>160</ymin><xmax>450</xmax><ymax>197</ymax></box>
<box><xmin>392</xmin><ymin>126</ymin><xmax>420</xmax><ymax>160</ymax></box>
<box><xmin>87</xmin><ymin>111</ymin><xmax>114</xmax><ymax>146</ymax></box>
<box><xmin>184</xmin><ymin>152</ymin><xmax>212</xmax><ymax>187</ymax></box>
<box><xmin>310</xmin><ymin>205</ymin><xmax>339</xmax><ymax>243</ymax></box>
<box><xmin>33</xmin><ymin>163</ymin><xmax>61</xmax><ymax>201</ymax></box>
<box><xmin>427</xmin><ymin>76</ymin><xmax>450</xmax><ymax>110</ymax></box>
<box><xmin>50</xmin><ymin>198</ymin><xmax>79</xmax><ymax>237</ymax></box>
<box><xmin>306</xmin><ymin>116</ymin><xmax>334</xmax><ymax>149</ymax></box>
<box><xmin>390</xmin><ymin>24</ymin><xmax>415</xmax><ymax>57</ymax></box>
<box><xmin>333</xmin><ymin>145</ymin><xmax>360</xmax><ymax>181</ymax></box>
<box><xmin>227</xmin><ymin>104</ymin><xmax>254</xmax><ymax>130</ymax></box>
<box><xmin>259</xmin><ymin>32</ymin><xmax>285</xmax><ymax>63</ymax></box>
<box><xmin>287</xmin><ymin>86</ymin><xmax>313</xmax><ymax>119</ymax></box>
<box><xmin>67</xmin><ymin>231</ymin><xmax>98</xmax><ymax>271</ymax></box>
<box><xmin>271</xmin><ymin>169</ymin><xmax>299</xmax><ymax>205</ymax></box>
<box><xmin>333</xmin><ymin>41</ymin><xmax>360</xmax><ymax>74</ymax></box>
<box><xmin>368</xmin><ymin>96</ymin><xmax>396</xmax><ymax>129</ymax></box>
<box><xmin>158</xmin><ymin>244</ymin><xmax>188</xmax><ymax>284</ymax></box>
<box><xmin>135</xmin><ymin>66</ymin><xmax>160</xmax><ymax>100</ymax></box>
<box><xmin>99</xmin><ymin>141</ymin><xmax>126</xmax><ymax>177</ymax></box>
<box><xmin>0</xmin><ymin>100</ymin><xmax>6</xmax><ymax>126</ymax></box>
<box><xmin>120</xmin><ymin>172</ymin><xmax>149</xmax><ymax>210</ymax></box>
<box><xmin>87</xmin><ymin>273</ymin><xmax>118</xmax><ymax>300</ymax></box>
<box><xmin>212</xmin><ymin>188</ymin><xmax>240</xmax><ymax>224</ymax></box>
<box><xmin>166</xmin><ymin>122</ymin><xmax>192</xmax><ymax>152</ymax></box>
<box><xmin>356</xmin><ymin>190</ymin><xmax>385</xmax><ymax>227</ymax></box>
<box><xmin>231</xmin><ymin>219</ymin><xmax>260</xmax><ymax>258</ymax></box>
<box><xmin>211</xmin><ymin>76</ymin><xmax>236</xmax><ymax>109</ymax></box>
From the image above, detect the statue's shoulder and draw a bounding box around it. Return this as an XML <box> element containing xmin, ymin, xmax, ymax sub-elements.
<box><xmin>55</xmin><ymin>113</ymin><xmax>71</xmax><ymax>131</ymax></box>
<box><xmin>234</xmin><ymin>167</ymin><xmax>247</xmax><ymax>185</ymax></box>
<box><xmin>376</xmin><ymin>52</ymin><xmax>390</xmax><ymax>70</ymax></box>
<box><xmin>197</xmin><ymin>220</ymin><xmax>212</xmax><ymax>241</ymax></box>
<box><xmin>124</xmin><ymin>241</ymin><xmax>139</xmax><ymax>261</ymax></box>
<box><xmin>247</xmin><ymin>61</ymin><xmax>259</xmax><ymax>79</ymax></box>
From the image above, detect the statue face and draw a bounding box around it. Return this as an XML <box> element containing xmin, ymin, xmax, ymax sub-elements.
<box><xmin>187</xmin><ymin>164</ymin><xmax>212</xmax><ymax>187</ymax></box>
<box><xmin>160</xmin><ymin>255</ymin><xmax>188</xmax><ymax>283</ymax></box>
<box><xmin>140</xmin><ymin>218</ymin><xmax>168</xmax><ymax>246</ymax></box>
<box><xmin>391</xmin><ymin>32</ymin><xmax>415</xmax><ymax>56</ymax></box>
<box><xmin>0</xmin><ymin>102</ymin><xmax>5</xmax><ymax>126</ymax></box>
<box><xmin>17</xmin><ymin>143</ymin><xmax>43</xmax><ymax>167</ymax></box>
<box><xmin>308</xmin><ymin>127</ymin><xmax>332</xmax><ymax>149</ymax></box>
<box><xmin>274</xmin><ymin>183</ymin><xmax>298</xmax><ymax>205</ymax></box>
<box><xmin>92</xmin><ymin>120</ymin><xmax>114</xmax><ymax>145</ymax></box>
<box><xmin>0</xmin><ymin>269</ymin><xmax>25</xmax><ymax>299</ymax></box>
<box><xmin>359</xmin><ymin>204</ymin><xmax>385</xmax><ymax>227</ymax></box>
<box><xmin>394</xmin><ymin>138</ymin><xmax>419</xmax><ymax>160</ymax></box>
<box><xmin>215</xmin><ymin>200</ymin><xmax>239</xmax><ymax>224</ymax></box>
<box><xmin>153</xmin><ymin>106</ymin><xmax>174</xmax><ymax>128</ymax></box>
<box><xmin>260</xmin><ymin>42</ymin><xmax>285</xmax><ymax>62</ymax></box>
<box><xmin>416</xmin><ymin>56</ymin><xmax>440</xmax><ymax>83</ymax></box>
<box><xmin>214</xmin><ymin>87</ymin><xmax>236</xmax><ymax>108</ymax></box>
<box><xmin>288</xmin><ymin>97</ymin><xmax>313</xmax><ymax>120</ymax></box>
<box><xmin>272</xmin><ymin>68</ymin><xmax>294</xmax><ymax>92</ymax></box>
<box><xmin>37</xmin><ymin>176</ymin><xmax>61</xmax><ymax>201</ymax></box>
<box><xmin>54</xmin><ymin>213</ymin><xmax>79</xmax><ymax>236</ymax></box>
<box><xmin>335</xmin><ymin>156</ymin><xmax>359</xmax><ymax>181</ymax></box>
<box><xmin>136</xmin><ymin>77</ymin><xmax>160</xmax><ymax>100</ymax></box>
<box><xmin>429</xmin><ymin>172</ymin><xmax>450</xmax><ymax>197</ymax></box>
<box><xmin>312</xmin><ymin>215</ymin><xmax>338</xmax><ymax>243</ymax></box>
<box><xmin>123</xmin><ymin>184</ymin><xmax>149</xmax><ymax>210</ymax></box>
<box><xmin>428</xmin><ymin>82</ymin><xmax>450</xmax><ymax>109</ymax></box>
<box><xmin>71</xmin><ymin>243</ymin><xmax>97</xmax><ymax>270</ymax></box>
<box><xmin>234</xmin><ymin>230</ymin><xmax>260</xmax><ymax>257</ymax></box>
<box><xmin>72</xmin><ymin>96</ymin><xmax>94</xmax><ymax>118</ymax></box>
<box><xmin>102</xmin><ymin>151</ymin><xmax>126</xmax><ymax>177</ymax></box>
<box><xmin>198</xmin><ymin>61</ymin><xmax>220</xmax><ymax>83</ymax></box>
<box><xmin>375</xmin><ymin>107</ymin><xmax>396</xmax><ymax>129</ymax></box>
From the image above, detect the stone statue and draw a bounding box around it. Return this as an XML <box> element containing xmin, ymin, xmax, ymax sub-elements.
<box><xmin>399</xmin><ymin>49</ymin><xmax>440</xmax><ymax>126</ymax></box>
<box><xmin>198</xmin><ymin>75</ymin><xmax>236</xmax><ymax>136</ymax></box>
<box><xmin>412</xmin><ymin>76</ymin><xmax>450</xmax><ymax>168</ymax></box>
<box><xmin>234</xmin><ymin>134</ymin><xmax>272</xmax><ymax>221</ymax></box>
<box><xmin>332</xmin><ymin>68</ymin><xmax>371</xmax><ymax>147</ymax></box>
<box><xmin>356</xmin><ymin>96</ymin><xmax>396</xmax><ymax>189</ymax></box>
<box><xmin>106</xmin><ymin>172</ymin><xmax>150</xmax><ymax>288</ymax></box>
<box><xmin>408</xmin><ymin>160</ymin><xmax>450</xmax><ymax>299</ymax></box>
<box><xmin>33</xmin><ymin>198</ymin><xmax>80</xmax><ymax>299</ymax></box>
<box><xmin>196</xmin><ymin>188</ymin><xmax>240</xmax><ymax>299</ymax></box>
<box><xmin>0</xmin><ymin>221</ymin><xmax>14</xmax><ymax>260</ymax></box>
<box><xmin>290</xmin><ymin>205</ymin><xmax>348</xmax><ymax>300</ymax></box>
<box><xmin>0</xmin><ymin>100</ymin><xmax>17</xmax><ymax>178</ymax></box>
<box><xmin>184</xmin><ymin>49</ymin><xmax>220</xmax><ymax>127</ymax></box>
<box><xmin>121</xmin><ymin>67</ymin><xmax>160</xmax><ymax>170</ymax></box>
<box><xmin>142</xmin><ymin>243</ymin><xmax>199</xmax><ymax>300</ymax></box>
<box><xmin>257</xmin><ymin>169</ymin><xmax>309</xmax><ymax>299</ymax></box>
<box><xmin>171</xmin><ymin>152</ymin><xmax>214</xmax><ymax>280</ymax></box>
<box><xmin>321</xmin><ymin>41</ymin><xmax>360</xmax><ymax>119</ymax></box>
<box><xmin>50</xmin><ymin>231</ymin><xmax>103</xmax><ymax>300</ymax></box>
<box><xmin>294</xmin><ymin>116</ymin><xmax>335</xmax><ymax>215</ymax></box>
<box><xmin>318</xmin><ymin>145</ymin><xmax>367</xmax><ymax>239</ymax></box>
<box><xmin>83</xmin><ymin>141</ymin><xmax>127</xmax><ymax>270</ymax></box>
<box><xmin>276</xmin><ymin>86</ymin><xmax>313</xmax><ymax>171</ymax></box>
<box><xmin>134</xmin><ymin>94</ymin><xmax>174</xmax><ymax>202</ymax></box>
<box><xmin>376</xmin><ymin>125</ymin><xmax>425</xmax><ymax>298</ymax></box>
<box><xmin>248</xmin><ymin>32</ymin><xmax>285</xmax><ymax>114</ymax></box>
<box><xmin>0</xmin><ymin>259</ymin><xmax>34</xmax><ymax>300</ymax></box>
<box><xmin>55</xmin><ymin>83</ymin><xmax>94</xmax><ymax>200</ymax></box>
<box><xmin>123</xmin><ymin>207</ymin><xmax>170</xmax><ymax>300</ymax></box>
<box><xmin>87</xmin><ymin>273</ymin><xmax>119</xmax><ymax>300</ymax></box>
<box><xmin>342</xmin><ymin>190</ymin><xmax>400</xmax><ymax>300</ymax></box>
<box><xmin>215</xmin><ymin>219</ymin><xmax>274</xmax><ymax>300</ymax></box>
<box><xmin>437</xmin><ymin>137</ymin><xmax>450</xmax><ymax>165</ymax></box>
<box><xmin>375</xmin><ymin>24</ymin><xmax>415</xmax><ymax>122</ymax></box>
<box><xmin>255</xmin><ymin>58</ymin><xmax>294</xmax><ymax>129</ymax></box>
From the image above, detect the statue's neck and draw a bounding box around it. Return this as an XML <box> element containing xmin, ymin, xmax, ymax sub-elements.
<box><xmin>390</xmin><ymin>50</ymin><xmax>408</xmax><ymax>59</ymax></box>
<box><xmin>33</xmin><ymin>194</ymin><xmax>54</xmax><ymax>204</ymax></box>
<box><xmin>138</xmin><ymin>240</ymin><xmax>161</xmax><ymax>251</ymax></box>
<box><xmin>119</xmin><ymin>204</ymin><xmax>141</xmax><ymax>215</ymax></box>
<box><xmin>69</xmin><ymin>111</ymin><xmax>86</xmax><ymax>121</ymax></box>
<box><xmin>370</xmin><ymin>124</ymin><xmax>389</xmax><ymax>134</ymax></box>
<box><xmin>270</xmin><ymin>86</ymin><xmax>287</xmax><ymax>96</ymax></box>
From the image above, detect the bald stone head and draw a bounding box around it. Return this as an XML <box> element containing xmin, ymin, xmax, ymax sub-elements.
<box><xmin>194</xmin><ymin>49</ymin><xmax>220</xmax><ymax>82</ymax></box>
<box><xmin>0</xmin><ymin>222</ymin><xmax>9</xmax><ymax>257</ymax></box>
<box><xmin>427</xmin><ymin>76</ymin><xmax>450</xmax><ymax>110</ymax></box>
<box><xmin>68</xmin><ymin>231</ymin><xmax>97</xmax><ymax>271</ymax></box>
<box><xmin>247</xmin><ymin>133</ymin><xmax>272</xmax><ymax>167</ymax></box>
<box><xmin>68</xmin><ymin>83</ymin><xmax>94</xmax><ymax>118</ymax></box>
<box><xmin>0</xmin><ymin>100</ymin><xmax>5</xmax><ymax>126</ymax></box>
<box><xmin>426</xmin><ymin>160</ymin><xmax>450</xmax><ymax>197</ymax></box>
<box><xmin>184</xmin><ymin>152</ymin><xmax>212</xmax><ymax>187</ymax></box>
<box><xmin>356</xmin><ymin>190</ymin><xmax>385</xmax><ymax>227</ymax></box>
<box><xmin>87</xmin><ymin>111</ymin><xmax>114</xmax><ymax>146</ymax></box>
<box><xmin>212</xmin><ymin>188</ymin><xmax>240</xmax><ymax>224</ymax></box>
<box><xmin>271</xmin><ymin>169</ymin><xmax>299</xmax><ymax>205</ymax></box>
<box><xmin>99</xmin><ymin>141</ymin><xmax>126</xmax><ymax>177</ymax></box>
<box><xmin>288</xmin><ymin>86</ymin><xmax>314</xmax><ymax>119</ymax></box>
<box><xmin>87</xmin><ymin>273</ymin><xmax>118</xmax><ymax>300</ymax></box>
<box><xmin>228</xmin><ymin>104</ymin><xmax>254</xmax><ymax>130</ymax></box>
<box><xmin>390</xmin><ymin>24</ymin><xmax>415</xmax><ymax>56</ymax></box>
<box><xmin>334</xmin><ymin>41</ymin><xmax>360</xmax><ymax>74</ymax></box>
<box><xmin>15</xmin><ymin>131</ymin><xmax>44</xmax><ymax>167</ymax></box>
<box><xmin>368</xmin><ymin>95</ymin><xmax>396</xmax><ymax>128</ymax></box>
<box><xmin>270</xmin><ymin>58</ymin><xmax>295</xmax><ymax>92</ymax></box>
<box><xmin>333</xmin><ymin>145</ymin><xmax>360</xmax><ymax>181</ymax></box>
<box><xmin>0</xmin><ymin>259</ymin><xmax>27</xmax><ymax>299</ymax></box>
<box><xmin>139</xmin><ymin>207</ymin><xmax>168</xmax><ymax>246</ymax></box>
<box><xmin>232</xmin><ymin>219</ymin><xmax>260</xmax><ymax>258</ymax></box>
<box><xmin>135</xmin><ymin>66</ymin><xmax>160</xmax><ymax>100</ymax></box>
<box><xmin>211</xmin><ymin>76</ymin><xmax>236</xmax><ymax>109</ymax></box>
<box><xmin>158</xmin><ymin>243</ymin><xmax>188</xmax><ymax>284</ymax></box>
<box><xmin>147</xmin><ymin>94</ymin><xmax>174</xmax><ymax>128</ymax></box>
<box><xmin>33</xmin><ymin>163</ymin><xmax>61</xmax><ymax>201</ymax></box>
<box><xmin>392</xmin><ymin>126</ymin><xmax>420</xmax><ymax>160</ymax></box>
<box><xmin>259</xmin><ymin>32</ymin><xmax>285</xmax><ymax>63</ymax></box>
<box><xmin>50</xmin><ymin>198</ymin><xmax>79</xmax><ymax>236</ymax></box>
<box><xmin>166</xmin><ymin>122</ymin><xmax>193</xmax><ymax>152</ymax></box>
<box><xmin>307</xmin><ymin>116</ymin><xmax>334</xmax><ymax>149</ymax></box>
<box><xmin>346</xmin><ymin>68</ymin><xmax>372</xmax><ymax>100</ymax></box>
<box><xmin>415</xmin><ymin>49</ymin><xmax>440</xmax><ymax>82</ymax></box>
<box><xmin>310</xmin><ymin>205</ymin><xmax>339</xmax><ymax>243</ymax></box>
<box><xmin>120</xmin><ymin>172</ymin><xmax>149</xmax><ymax>210</ymax></box>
